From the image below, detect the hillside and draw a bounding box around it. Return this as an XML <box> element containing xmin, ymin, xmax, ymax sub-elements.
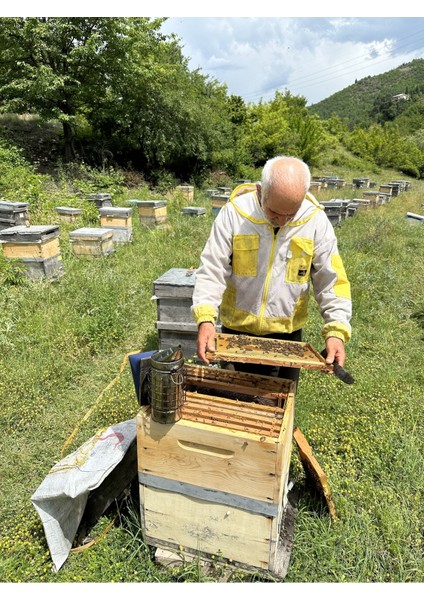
<box><xmin>308</xmin><ymin>58</ymin><xmax>424</xmax><ymax>128</ymax></box>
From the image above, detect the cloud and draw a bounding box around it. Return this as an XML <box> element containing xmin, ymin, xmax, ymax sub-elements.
<box><xmin>161</xmin><ymin>17</ymin><xmax>424</xmax><ymax>105</ymax></box>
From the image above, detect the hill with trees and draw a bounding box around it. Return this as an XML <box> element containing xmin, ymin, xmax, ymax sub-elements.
<box><xmin>308</xmin><ymin>58</ymin><xmax>424</xmax><ymax>130</ymax></box>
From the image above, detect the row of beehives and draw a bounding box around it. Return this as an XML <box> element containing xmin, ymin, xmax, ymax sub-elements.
<box><xmin>309</xmin><ymin>176</ymin><xmax>411</xmax><ymax>193</ymax></box>
<box><xmin>0</xmin><ymin>192</ymin><xmax>203</xmax><ymax>281</ymax></box>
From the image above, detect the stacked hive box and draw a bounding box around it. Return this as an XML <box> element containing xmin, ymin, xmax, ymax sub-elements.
<box><xmin>152</xmin><ymin>267</ymin><xmax>221</xmax><ymax>358</ymax></box>
<box><xmin>152</xmin><ymin>267</ymin><xmax>198</xmax><ymax>358</ymax></box>
<box><xmin>0</xmin><ymin>225</ymin><xmax>63</xmax><ymax>280</ymax></box>
<box><xmin>69</xmin><ymin>227</ymin><xmax>114</xmax><ymax>257</ymax></box>
<box><xmin>99</xmin><ymin>206</ymin><xmax>132</xmax><ymax>243</ymax></box>
<box><xmin>0</xmin><ymin>201</ymin><xmax>30</xmax><ymax>231</ymax></box>
<box><xmin>320</xmin><ymin>200</ymin><xmax>343</xmax><ymax>227</ymax></box>
<box><xmin>137</xmin><ymin>363</ymin><xmax>296</xmax><ymax>576</ymax></box>
<box><xmin>136</xmin><ymin>200</ymin><xmax>167</xmax><ymax>228</ymax></box>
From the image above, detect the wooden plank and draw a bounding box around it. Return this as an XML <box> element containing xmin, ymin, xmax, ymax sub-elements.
<box><xmin>206</xmin><ymin>333</ymin><xmax>332</xmax><ymax>372</ymax></box>
<box><xmin>293</xmin><ymin>427</ymin><xmax>337</xmax><ymax>520</ymax></box>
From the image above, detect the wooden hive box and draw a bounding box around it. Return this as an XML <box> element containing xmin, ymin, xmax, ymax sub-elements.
<box><xmin>69</xmin><ymin>227</ymin><xmax>114</xmax><ymax>257</ymax></box>
<box><xmin>56</xmin><ymin>206</ymin><xmax>83</xmax><ymax>223</ymax></box>
<box><xmin>86</xmin><ymin>193</ymin><xmax>112</xmax><ymax>208</ymax></box>
<box><xmin>0</xmin><ymin>225</ymin><xmax>63</xmax><ymax>280</ymax></box>
<box><xmin>136</xmin><ymin>200</ymin><xmax>167</xmax><ymax>227</ymax></box>
<box><xmin>0</xmin><ymin>201</ymin><xmax>30</xmax><ymax>231</ymax></box>
<box><xmin>137</xmin><ymin>364</ymin><xmax>296</xmax><ymax>576</ymax></box>
<box><xmin>99</xmin><ymin>207</ymin><xmax>133</xmax><ymax>243</ymax></box>
<box><xmin>176</xmin><ymin>185</ymin><xmax>194</xmax><ymax>203</ymax></box>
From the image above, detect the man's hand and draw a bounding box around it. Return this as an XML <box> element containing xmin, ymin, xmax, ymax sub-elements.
<box><xmin>197</xmin><ymin>322</ymin><xmax>216</xmax><ymax>364</ymax></box>
<box><xmin>324</xmin><ymin>336</ymin><xmax>346</xmax><ymax>367</ymax></box>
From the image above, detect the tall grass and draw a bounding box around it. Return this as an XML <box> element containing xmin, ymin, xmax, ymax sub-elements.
<box><xmin>0</xmin><ymin>173</ymin><xmax>423</xmax><ymax>583</ymax></box>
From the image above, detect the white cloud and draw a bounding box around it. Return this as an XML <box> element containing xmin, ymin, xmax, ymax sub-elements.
<box><xmin>161</xmin><ymin>17</ymin><xmax>424</xmax><ymax>105</ymax></box>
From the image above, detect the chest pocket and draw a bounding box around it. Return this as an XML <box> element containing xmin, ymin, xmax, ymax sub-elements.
<box><xmin>232</xmin><ymin>234</ymin><xmax>259</xmax><ymax>277</ymax></box>
<box><xmin>285</xmin><ymin>237</ymin><xmax>314</xmax><ymax>284</ymax></box>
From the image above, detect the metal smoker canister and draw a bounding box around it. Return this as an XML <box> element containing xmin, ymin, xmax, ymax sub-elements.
<box><xmin>150</xmin><ymin>346</ymin><xmax>185</xmax><ymax>424</ymax></box>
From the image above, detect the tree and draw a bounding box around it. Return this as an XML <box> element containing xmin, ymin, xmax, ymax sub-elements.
<box><xmin>0</xmin><ymin>17</ymin><xmax>168</xmax><ymax>162</ymax></box>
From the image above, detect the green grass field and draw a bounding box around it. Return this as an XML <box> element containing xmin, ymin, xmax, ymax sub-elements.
<box><xmin>0</xmin><ymin>175</ymin><xmax>423</xmax><ymax>583</ymax></box>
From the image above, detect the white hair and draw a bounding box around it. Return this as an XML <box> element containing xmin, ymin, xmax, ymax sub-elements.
<box><xmin>261</xmin><ymin>156</ymin><xmax>311</xmax><ymax>199</ymax></box>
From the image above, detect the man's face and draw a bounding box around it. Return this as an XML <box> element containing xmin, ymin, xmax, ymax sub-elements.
<box><xmin>257</xmin><ymin>184</ymin><xmax>303</xmax><ymax>227</ymax></box>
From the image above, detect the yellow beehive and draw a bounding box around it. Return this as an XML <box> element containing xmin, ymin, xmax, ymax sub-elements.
<box><xmin>69</xmin><ymin>227</ymin><xmax>114</xmax><ymax>257</ymax></box>
<box><xmin>136</xmin><ymin>201</ymin><xmax>167</xmax><ymax>227</ymax></box>
<box><xmin>176</xmin><ymin>185</ymin><xmax>194</xmax><ymax>203</ymax></box>
<box><xmin>0</xmin><ymin>225</ymin><xmax>63</xmax><ymax>280</ymax></box>
<box><xmin>137</xmin><ymin>364</ymin><xmax>295</xmax><ymax>576</ymax></box>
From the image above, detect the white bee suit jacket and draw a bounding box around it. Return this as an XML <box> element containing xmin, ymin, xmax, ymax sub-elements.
<box><xmin>192</xmin><ymin>187</ymin><xmax>352</xmax><ymax>343</ymax></box>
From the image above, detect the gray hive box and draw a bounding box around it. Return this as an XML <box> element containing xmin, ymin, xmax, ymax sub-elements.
<box><xmin>152</xmin><ymin>267</ymin><xmax>221</xmax><ymax>358</ymax></box>
<box><xmin>181</xmin><ymin>206</ymin><xmax>206</xmax><ymax>217</ymax></box>
<box><xmin>405</xmin><ymin>212</ymin><xmax>424</xmax><ymax>225</ymax></box>
<box><xmin>86</xmin><ymin>193</ymin><xmax>113</xmax><ymax>208</ymax></box>
<box><xmin>320</xmin><ymin>200</ymin><xmax>343</xmax><ymax>227</ymax></box>
<box><xmin>69</xmin><ymin>227</ymin><xmax>114</xmax><ymax>257</ymax></box>
<box><xmin>0</xmin><ymin>200</ymin><xmax>30</xmax><ymax>231</ymax></box>
<box><xmin>0</xmin><ymin>224</ymin><xmax>63</xmax><ymax>280</ymax></box>
<box><xmin>99</xmin><ymin>206</ymin><xmax>133</xmax><ymax>243</ymax></box>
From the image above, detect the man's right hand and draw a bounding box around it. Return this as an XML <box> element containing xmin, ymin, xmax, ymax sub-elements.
<box><xmin>197</xmin><ymin>322</ymin><xmax>216</xmax><ymax>364</ymax></box>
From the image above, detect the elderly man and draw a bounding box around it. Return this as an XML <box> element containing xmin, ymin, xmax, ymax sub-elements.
<box><xmin>191</xmin><ymin>155</ymin><xmax>352</xmax><ymax>383</ymax></box>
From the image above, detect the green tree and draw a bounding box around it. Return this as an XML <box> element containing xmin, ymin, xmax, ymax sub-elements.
<box><xmin>0</xmin><ymin>17</ymin><xmax>168</xmax><ymax>162</ymax></box>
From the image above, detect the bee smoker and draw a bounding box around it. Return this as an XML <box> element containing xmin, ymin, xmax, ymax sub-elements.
<box><xmin>139</xmin><ymin>345</ymin><xmax>185</xmax><ymax>424</ymax></box>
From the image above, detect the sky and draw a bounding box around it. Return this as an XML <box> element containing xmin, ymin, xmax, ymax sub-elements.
<box><xmin>160</xmin><ymin>16</ymin><xmax>424</xmax><ymax>106</ymax></box>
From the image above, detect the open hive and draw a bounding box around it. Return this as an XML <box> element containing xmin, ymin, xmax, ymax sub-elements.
<box><xmin>137</xmin><ymin>363</ymin><xmax>295</xmax><ymax>576</ymax></box>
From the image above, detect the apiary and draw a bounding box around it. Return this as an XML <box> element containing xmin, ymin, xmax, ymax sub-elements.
<box><xmin>99</xmin><ymin>207</ymin><xmax>132</xmax><ymax>243</ymax></box>
<box><xmin>136</xmin><ymin>200</ymin><xmax>167</xmax><ymax>227</ymax></box>
<box><xmin>137</xmin><ymin>363</ymin><xmax>296</xmax><ymax>577</ymax></box>
<box><xmin>69</xmin><ymin>227</ymin><xmax>114</xmax><ymax>257</ymax></box>
<box><xmin>176</xmin><ymin>185</ymin><xmax>194</xmax><ymax>203</ymax></box>
<box><xmin>0</xmin><ymin>225</ymin><xmax>63</xmax><ymax>280</ymax></box>
<box><xmin>0</xmin><ymin>200</ymin><xmax>30</xmax><ymax>231</ymax></box>
<box><xmin>56</xmin><ymin>206</ymin><xmax>83</xmax><ymax>223</ymax></box>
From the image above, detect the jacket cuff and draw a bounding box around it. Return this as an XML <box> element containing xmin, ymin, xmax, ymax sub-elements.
<box><xmin>192</xmin><ymin>304</ymin><xmax>218</xmax><ymax>326</ymax></box>
<box><xmin>322</xmin><ymin>322</ymin><xmax>351</xmax><ymax>343</ymax></box>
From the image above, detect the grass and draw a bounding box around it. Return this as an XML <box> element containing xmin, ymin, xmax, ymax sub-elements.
<box><xmin>0</xmin><ymin>171</ymin><xmax>423</xmax><ymax>584</ymax></box>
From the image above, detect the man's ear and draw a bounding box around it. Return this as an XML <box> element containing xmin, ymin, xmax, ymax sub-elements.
<box><xmin>256</xmin><ymin>183</ymin><xmax>261</xmax><ymax>201</ymax></box>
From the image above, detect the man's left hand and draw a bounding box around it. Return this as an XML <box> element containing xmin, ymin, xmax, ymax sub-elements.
<box><xmin>324</xmin><ymin>337</ymin><xmax>346</xmax><ymax>367</ymax></box>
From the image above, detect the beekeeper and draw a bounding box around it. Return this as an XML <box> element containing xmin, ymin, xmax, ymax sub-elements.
<box><xmin>191</xmin><ymin>155</ymin><xmax>352</xmax><ymax>383</ymax></box>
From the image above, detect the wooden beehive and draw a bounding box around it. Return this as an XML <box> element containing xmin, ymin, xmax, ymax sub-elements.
<box><xmin>99</xmin><ymin>207</ymin><xmax>133</xmax><ymax>243</ymax></box>
<box><xmin>176</xmin><ymin>185</ymin><xmax>194</xmax><ymax>203</ymax></box>
<box><xmin>137</xmin><ymin>363</ymin><xmax>296</xmax><ymax>576</ymax></box>
<box><xmin>136</xmin><ymin>200</ymin><xmax>167</xmax><ymax>227</ymax></box>
<box><xmin>211</xmin><ymin>194</ymin><xmax>229</xmax><ymax>216</ymax></box>
<box><xmin>86</xmin><ymin>193</ymin><xmax>112</xmax><ymax>208</ymax></box>
<box><xmin>0</xmin><ymin>201</ymin><xmax>30</xmax><ymax>231</ymax></box>
<box><xmin>0</xmin><ymin>225</ymin><xmax>63</xmax><ymax>280</ymax></box>
<box><xmin>56</xmin><ymin>206</ymin><xmax>83</xmax><ymax>223</ymax></box>
<box><xmin>69</xmin><ymin>227</ymin><xmax>114</xmax><ymax>257</ymax></box>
